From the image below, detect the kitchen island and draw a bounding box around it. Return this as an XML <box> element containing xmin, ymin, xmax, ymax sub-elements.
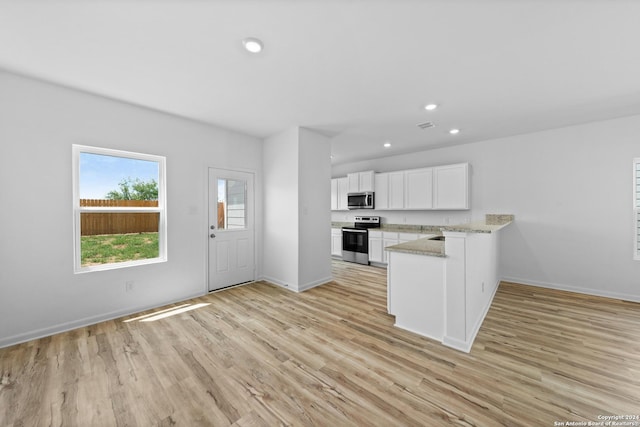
<box><xmin>386</xmin><ymin>214</ymin><xmax>513</xmax><ymax>352</ymax></box>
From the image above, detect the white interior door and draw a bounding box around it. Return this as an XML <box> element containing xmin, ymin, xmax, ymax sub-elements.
<box><xmin>208</xmin><ymin>168</ymin><xmax>255</xmax><ymax>291</ymax></box>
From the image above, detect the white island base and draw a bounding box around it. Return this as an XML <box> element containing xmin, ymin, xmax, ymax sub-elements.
<box><xmin>386</xmin><ymin>216</ymin><xmax>512</xmax><ymax>353</ymax></box>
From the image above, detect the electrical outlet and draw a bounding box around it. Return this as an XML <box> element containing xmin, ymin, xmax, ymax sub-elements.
<box><xmin>126</xmin><ymin>281</ymin><xmax>135</xmax><ymax>292</ymax></box>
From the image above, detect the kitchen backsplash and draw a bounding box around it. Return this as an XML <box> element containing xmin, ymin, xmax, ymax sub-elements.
<box><xmin>330</xmin><ymin>210</ymin><xmax>471</xmax><ymax>226</ymax></box>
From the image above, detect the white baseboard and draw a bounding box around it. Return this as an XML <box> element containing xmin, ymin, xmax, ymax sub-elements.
<box><xmin>261</xmin><ymin>275</ymin><xmax>296</xmax><ymax>291</ymax></box>
<box><xmin>442</xmin><ymin>336</ymin><xmax>472</xmax><ymax>353</ymax></box>
<box><xmin>297</xmin><ymin>276</ymin><xmax>333</xmax><ymax>292</ymax></box>
<box><xmin>501</xmin><ymin>276</ymin><xmax>640</xmax><ymax>303</ymax></box>
<box><xmin>0</xmin><ymin>291</ymin><xmax>205</xmax><ymax>349</ymax></box>
<box><xmin>394</xmin><ymin>322</ymin><xmax>443</xmax><ymax>343</ymax></box>
<box><xmin>260</xmin><ymin>275</ymin><xmax>332</xmax><ymax>293</ymax></box>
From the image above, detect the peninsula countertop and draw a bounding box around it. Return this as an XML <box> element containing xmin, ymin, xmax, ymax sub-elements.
<box><xmin>440</xmin><ymin>220</ymin><xmax>512</xmax><ymax>234</ymax></box>
<box><xmin>384</xmin><ymin>214</ymin><xmax>514</xmax><ymax>257</ymax></box>
<box><xmin>384</xmin><ymin>236</ymin><xmax>445</xmax><ymax>257</ymax></box>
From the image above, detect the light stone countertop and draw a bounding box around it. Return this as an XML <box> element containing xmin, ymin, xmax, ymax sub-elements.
<box><xmin>330</xmin><ymin>222</ymin><xmax>442</xmax><ymax>235</ymax></box>
<box><xmin>384</xmin><ymin>235</ymin><xmax>445</xmax><ymax>257</ymax></box>
<box><xmin>385</xmin><ymin>215</ymin><xmax>513</xmax><ymax>257</ymax></box>
<box><xmin>440</xmin><ymin>220</ymin><xmax>512</xmax><ymax>234</ymax></box>
<box><xmin>374</xmin><ymin>225</ymin><xmax>442</xmax><ymax>235</ymax></box>
<box><xmin>333</xmin><ymin>214</ymin><xmax>513</xmax><ymax>257</ymax></box>
<box><xmin>331</xmin><ymin>222</ymin><xmax>352</xmax><ymax>229</ymax></box>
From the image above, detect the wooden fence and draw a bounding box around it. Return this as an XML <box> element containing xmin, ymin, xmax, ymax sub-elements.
<box><xmin>80</xmin><ymin>199</ymin><xmax>159</xmax><ymax>236</ymax></box>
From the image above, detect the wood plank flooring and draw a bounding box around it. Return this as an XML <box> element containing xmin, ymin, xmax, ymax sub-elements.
<box><xmin>1</xmin><ymin>260</ymin><xmax>640</xmax><ymax>426</ymax></box>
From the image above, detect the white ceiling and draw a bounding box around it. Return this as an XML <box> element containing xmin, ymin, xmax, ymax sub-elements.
<box><xmin>2</xmin><ymin>0</ymin><xmax>640</xmax><ymax>165</ymax></box>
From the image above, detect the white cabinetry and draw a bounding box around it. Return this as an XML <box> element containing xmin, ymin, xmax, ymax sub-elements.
<box><xmin>369</xmin><ymin>231</ymin><xmax>423</xmax><ymax>264</ymax></box>
<box><xmin>344</xmin><ymin>162</ymin><xmax>469</xmax><ymax>212</ymax></box>
<box><xmin>347</xmin><ymin>171</ymin><xmax>375</xmax><ymax>193</ymax></box>
<box><xmin>388</xmin><ymin>171</ymin><xmax>405</xmax><ymax>209</ymax></box>
<box><xmin>374</xmin><ymin>172</ymin><xmax>403</xmax><ymax>210</ymax></box>
<box><xmin>331</xmin><ymin>228</ymin><xmax>342</xmax><ymax>256</ymax></box>
<box><xmin>332</xmin><ymin>177</ymin><xmax>348</xmax><ymax>211</ymax></box>
<box><xmin>348</xmin><ymin>173</ymin><xmax>359</xmax><ymax>193</ymax></box>
<box><xmin>382</xmin><ymin>232</ymin><xmax>399</xmax><ymax>264</ymax></box>
<box><xmin>368</xmin><ymin>230</ymin><xmax>383</xmax><ymax>263</ymax></box>
<box><xmin>368</xmin><ymin>230</ymin><xmax>398</xmax><ymax>264</ymax></box>
<box><xmin>374</xmin><ymin>173</ymin><xmax>389</xmax><ymax>210</ymax></box>
<box><xmin>433</xmin><ymin>163</ymin><xmax>469</xmax><ymax>210</ymax></box>
<box><xmin>405</xmin><ymin>168</ymin><xmax>433</xmax><ymax>210</ymax></box>
<box><xmin>370</xmin><ymin>231</ymin><xmax>401</xmax><ymax>264</ymax></box>
<box><xmin>359</xmin><ymin>171</ymin><xmax>374</xmax><ymax>192</ymax></box>
<box><xmin>330</xmin><ymin>179</ymin><xmax>338</xmax><ymax>211</ymax></box>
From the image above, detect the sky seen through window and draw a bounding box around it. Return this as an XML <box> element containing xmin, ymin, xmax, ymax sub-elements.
<box><xmin>79</xmin><ymin>152</ymin><xmax>159</xmax><ymax>199</ymax></box>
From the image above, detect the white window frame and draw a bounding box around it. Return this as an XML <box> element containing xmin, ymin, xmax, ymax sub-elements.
<box><xmin>635</xmin><ymin>158</ymin><xmax>640</xmax><ymax>261</ymax></box>
<box><xmin>72</xmin><ymin>144</ymin><xmax>167</xmax><ymax>273</ymax></box>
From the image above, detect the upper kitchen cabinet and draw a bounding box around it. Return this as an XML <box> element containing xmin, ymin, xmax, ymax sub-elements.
<box><xmin>330</xmin><ymin>179</ymin><xmax>338</xmax><ymax>210</ymax></box>
<box><xmin>433</xmin><ymin>163</ymin><xmax>469</xmax><ymax>210</ymax></box>
<box><xmin>388</xmin><ymin>171</ymin><xmax>405</xmax><ymax>209</ymax></box>
<box><xmin>374</xmin><ymin>173</ymin><xmax>389</xmax><ymax>209</ymax></box>
<box><xmin>405</xmin><ymin>167</ymin><xmax>433</xmax><ymax>210</ymax></box>
<box><xmin>374</xmin><ymin>171</ymin><xmax>404</xmax><ymax>210</ymax></box>
<box><xmin>347</xmin><ymin>171</ymin><xmax>375</xmax><ymax>193</ymax></box>
<box><xmin>340</xmin><ymin>163</ymin><xmax>469</xmax><ymax>212</ymax></box>
<box><xmin>331</xmin><ymin>177</ymin><xmax>349</xmax><ymax>211</ymax></box>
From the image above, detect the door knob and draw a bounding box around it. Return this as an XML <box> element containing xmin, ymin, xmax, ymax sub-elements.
<box><xmin>210</xmin><ymin>233</ymin><xmax>216</xmax><ymax>238</ymax></box>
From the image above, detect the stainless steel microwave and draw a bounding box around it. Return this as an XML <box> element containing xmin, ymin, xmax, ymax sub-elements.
<box><xmin>347</xmin><ymin>192</ymin><xmax>374</xmax><ymax>210</ymax></box>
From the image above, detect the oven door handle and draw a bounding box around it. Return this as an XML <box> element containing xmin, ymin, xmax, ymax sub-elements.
<box><xmin>343</xmin><ymin>229</ymin><xmax>367</xmax><ymax>233</ymax></box>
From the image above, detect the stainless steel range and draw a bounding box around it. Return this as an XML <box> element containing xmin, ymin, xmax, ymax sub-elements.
<box><xmin>342</xmin><ymin>216</ymin><xmax>380</xmax><ymax>265</ymax></box>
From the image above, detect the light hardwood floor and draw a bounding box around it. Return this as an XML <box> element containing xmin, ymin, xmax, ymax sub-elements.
<box><xmin>1</xmin><ymin>260</ymin><xmax>639</xmax><ymax>426</ymax></box>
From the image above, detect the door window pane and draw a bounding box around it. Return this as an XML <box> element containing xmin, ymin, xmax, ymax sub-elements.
<box><xmin>217</xmin><ymin>178</ymin><xmax>246</xmax><ymax>230</ymax></box>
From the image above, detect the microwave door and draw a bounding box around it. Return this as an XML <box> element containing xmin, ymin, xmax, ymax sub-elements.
<box><xmin>348</xmin><ymin>192</ymin><xmax>373</xmax><ymax>209</ymax></box>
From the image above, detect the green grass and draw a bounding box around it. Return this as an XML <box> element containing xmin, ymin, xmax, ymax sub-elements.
<box><xmin>81</xmin><ymin>232</ymin><xmax>159</xmax><ymax>266</ymax></box>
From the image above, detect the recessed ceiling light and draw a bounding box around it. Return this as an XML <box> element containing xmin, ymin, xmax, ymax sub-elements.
<box><xmin>383</xmin><ymin>142</ymin><xmax>391</xmax><ymax>148</ymax></box>
<box><xmin>242</xmin><ymin>37</ymin><xmax>263</xmax><ymax>53</ymax></box>
<box><xmin>449</xmin><ymin>128</ymin><xmax>460</xmax><ymax>135</ymax></box>
<box><xmin>424</xmin><ymin>104</ymin><xmax>438</xmax><ymax>111</ymax></box>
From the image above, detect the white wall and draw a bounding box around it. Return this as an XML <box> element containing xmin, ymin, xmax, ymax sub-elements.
<box><xmin>263</xmin><ymin>127</ymin><xmax>332</xmax><ymax>291</ymax></box>
<box><xmin>333</xmin><ymin>115</ymin><xmax>640</xmax><ymax>301</ymax></box>
<box><xmin>263</xmin><ymin>127</ymin><xmax>300</xmax><ymax>288</ymax></box>
<box><xmin>298</xmin><ymin>128</ymin><xmax>331</xmax><ymax>289</ymax></box>
<box><xmin>0</xmin><ymin>70</ymin><xmax>263</xmax><ymax>347</ymax></box>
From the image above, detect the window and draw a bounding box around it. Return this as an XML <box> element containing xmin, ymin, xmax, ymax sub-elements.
<box><xmin>635</xmin><ymin>158</ymin><xmax>640</xmax><ymax>260</ymax></box>
<box><xmin>217</xmin><ymin>178</ymin><xmax>246</xmax><ymax>230</ymax></box>
<box><xmin>72</xmin><ymin>145</ymin><xmax>167</xmax><ymax>273</ymax></box>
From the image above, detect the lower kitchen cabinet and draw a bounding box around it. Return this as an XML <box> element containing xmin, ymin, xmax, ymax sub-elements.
<box><xmin>368</xmin><ymin>231</ymin><xmax>383</xmax><ymax>263</ymax></box>
<box><xmin>331</xmin><ymin>228</ymin><xmax>342</xmax><ymax>256</ymax></box>
<box><xmin>370</xmin><ymin>231</ymin><xmax>424</xmax><ymax>264</ymax></box>
<box><xmin>382</xmin><ymin>235</ymin><xmax>398</xmax><ymax>264</ymax></box>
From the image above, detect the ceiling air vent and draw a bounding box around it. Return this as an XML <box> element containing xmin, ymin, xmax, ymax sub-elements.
<box><xmin>417</xmin><ymin>121</ymin><xmax>435</xmax><ymax>130</ymax></box>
